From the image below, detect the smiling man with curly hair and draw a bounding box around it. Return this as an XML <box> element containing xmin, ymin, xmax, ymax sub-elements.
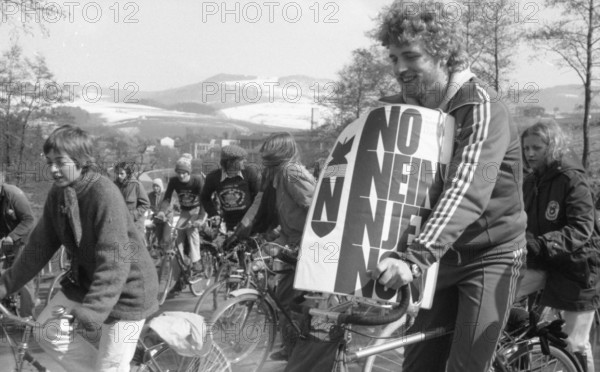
<box><xmin>370</xmin><ymin>1</ymin><xmax>527</xmax><ymax>371</ymax></box>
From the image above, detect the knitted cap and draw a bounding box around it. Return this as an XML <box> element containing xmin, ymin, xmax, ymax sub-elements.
<box><xmin>152</xmin><ymin>178</ymin><xmax>163</xmax><ymax>190</ymax></box>
<box><xmin>221</xmin><ymin>145</ymin><xmax>247</xmax><ymax>161</ymax></box>
<box><xmin>175</xmin><ymin>157</ymin><xmax>192</xmax><ymax>173</ymax></box>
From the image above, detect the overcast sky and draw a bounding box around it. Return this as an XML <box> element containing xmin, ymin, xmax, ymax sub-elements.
<box><xmin>0</xmin><ymin>0</ymin><xmax>582</xmax><ymax>92</ymax></box>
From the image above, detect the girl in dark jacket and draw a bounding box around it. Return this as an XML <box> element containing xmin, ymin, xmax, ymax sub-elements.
<box><xmin>519</xmin><ymin>120</ymin><xmax>600</xmax><ymax>372</ymax></box>
<box><xmin>115</xmin><ymin>161</ymin><xmax>150</xmax><ymax>236</ymax></box>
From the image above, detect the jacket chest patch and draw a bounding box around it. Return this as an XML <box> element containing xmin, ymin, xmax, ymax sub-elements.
<box><xmin>545</xmin><ymin>201</ymin><xmax>559</xmax><ymax>221</ymax></box>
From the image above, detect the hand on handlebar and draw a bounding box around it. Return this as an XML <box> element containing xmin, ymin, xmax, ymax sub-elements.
<box><xmin>191</xmin><ymin>219</ymin><xmax>204</xmax><ymax>229</ymax></box>
<box><xmin>208</xmin><ymin>215</ymin><xmax>221</xmax><ymax>226</ymax></box>
<box><xmin>369</xmin><ymin>258</ymin><xmax>414</xmax><ymax>291</ymax></box>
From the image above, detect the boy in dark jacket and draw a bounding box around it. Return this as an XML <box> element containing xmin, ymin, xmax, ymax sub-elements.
<box><xmin>0</xmin><ymin>125</ymin><xmax>159</xmax><ymax>371</ymax></box>
<box><xmin>201</xmin><ymin>145</ymin><xmax>260</xmax><ymax>235</ymax></box>
<box><xmin>114</xmin><ymin>161</ymin><xmax>150</xmax><ymax>236</ymax></box>
<box><xmin>161</xmin><ymin>155</ymin><xmax>205</xmax><ymax>272</ymax></box>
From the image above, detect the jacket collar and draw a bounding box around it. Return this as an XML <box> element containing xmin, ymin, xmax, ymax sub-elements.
<box><xmin>221</xmin><ymin>169</ymin><xmax>244</xmax><ymax>182</ymax></box>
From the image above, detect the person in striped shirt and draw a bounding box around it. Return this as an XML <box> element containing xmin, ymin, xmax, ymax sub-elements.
<box><xmin>370</xmin><ymin>1</ymin><xmax>527</xmax><ymax>371</ymax></box>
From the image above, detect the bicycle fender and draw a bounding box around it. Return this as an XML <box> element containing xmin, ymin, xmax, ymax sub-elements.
<box><xmin>229</xmin><ymin>288</ymin><xmax>260</xmax><ymax>298</ymax></box>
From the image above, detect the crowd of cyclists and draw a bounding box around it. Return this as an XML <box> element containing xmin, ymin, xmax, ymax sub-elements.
<box><xmin>0</xmin><ymin>0</ymin><xmax>599</xmax><ymax>370</ymax></box>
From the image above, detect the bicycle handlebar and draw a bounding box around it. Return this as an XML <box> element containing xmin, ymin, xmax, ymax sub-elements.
<box><xmin>308</xmin><ymin>285</ymin><xmax>411</xmax><ymax>326</ymax></box>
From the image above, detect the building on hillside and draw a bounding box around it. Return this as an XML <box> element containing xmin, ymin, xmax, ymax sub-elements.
<box><xmin>29</xmin><ymin>118</ymin><xmax>60</xmax><ymax>136</ymax></box>
<box><xmin>160</xmin><ymin>137</ymin><xmax>175</xmax><ymax>148</ymax></box>
<box><xmin>514</xmin><ymin>105</ymin><xmax>546</xmax><ymax>118</ymax></box>
<box><xmin>221</xmin><ymin>139</ymin><xmax>240</xmax><ymax>147</ymax></box>
<box><xmin>192</xmin><ymin>141</ymin><xmax>217</xmax><ymax>159</ymax></box>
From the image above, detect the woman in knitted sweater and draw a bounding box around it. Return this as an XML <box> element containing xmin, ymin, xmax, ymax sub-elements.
<box><xmin>0</xmin><ymin>125</ymin><xmax>159</xmax><ymax>372</ymax></box>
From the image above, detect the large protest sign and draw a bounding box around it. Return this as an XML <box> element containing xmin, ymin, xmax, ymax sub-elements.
<box><xmin>295</xmin><ymin>104</ymin><xmax>455</xmax><ymax>305</ymax></box>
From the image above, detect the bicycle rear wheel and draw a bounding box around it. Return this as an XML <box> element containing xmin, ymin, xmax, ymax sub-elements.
<box><xmin>497</xmin><ymin>341</ymin><xmax>581</xmax><ymax>372</ymax></box>
<box><xmin>209</xmin><ymin>293</ymin><xmax>276</xmax><ymax>372</ymax></box>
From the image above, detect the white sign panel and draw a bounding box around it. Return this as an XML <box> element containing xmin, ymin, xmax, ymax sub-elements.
<box><xmin>295</xmin><ymin>104</ymin><xmax>455</xmax><ymax>304</ymax></box>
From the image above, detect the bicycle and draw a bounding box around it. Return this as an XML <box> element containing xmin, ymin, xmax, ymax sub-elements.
<box><xmin>193</xmin><ymin>236</ymin><xmax>265</xmax><ymax>319</ymax></box>
<box><xmin>302</xmin><ymin>286</ymin><xmax>583</xmax><ymax>372</ymax></box>
<box><xmin>0</xmin><ymin>301</ymin><xmax>231</xmax><ymax>372</ymax></box>
<box><xmin>206</xmin><ymin>241</ymin><xmax>308</xmax><ymax>372</ymax></box>
<box><xmin>144</xmin><ymin>211</ymin><xmax>164</xmax><ymax>268</ymax></box>
<box><xmin>207</xmin><ymin>241</ymin><xmax>583</xmax><ymax>372</ymax></box>
<box><xmin>156</xmin><ymin>219</ymin><xmax>219</xmax><ymax>305</ymax></box>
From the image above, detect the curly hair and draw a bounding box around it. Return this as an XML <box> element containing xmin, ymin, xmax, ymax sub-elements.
<box><xmin>114</xmin><ymin>161</ymin><xmax>136</xmax><ymax>179</ymax></box>
<box><xmin>521</xmin><ymin>120</ymin><xmax>569</xmax><ymax>166</ymax></box>
<box><xmin>374</xmin><ymin>0</ymin><xmax>469</xmax><ymax>74</ymax></box>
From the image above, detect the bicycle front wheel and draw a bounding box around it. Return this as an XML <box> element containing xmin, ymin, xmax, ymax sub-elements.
<box><xmin>157</xmin><ymin>257</ymin><xmax>175</xmax><ymax>305</ymax></box>
<box><xmin>209</xmin><ymin>293</ymin><xmax>276</xmax><ymax>372</ymax></box>
<box><xmin>189</xmin><ymin>248</ymin><xmax>217</xmax><ymax>296</ymax></box>
<box><xmin>497</xmin><ymin>341</ymin><xmax>581</xmax><ymax>372</ymax></box>
<box><xmin>45</xmin><ymin>270</ymin><xmax>67</xmax><ymax>307</ymax></box>
<box><xmin>135</xmin><ymin>342</ymin><xmax>231</xmax><ymax>372</ymax></box>
<box><xmin>194</xmin><ymin>277</ymin><xmax>244</xmax><ymax>318</ymax></box>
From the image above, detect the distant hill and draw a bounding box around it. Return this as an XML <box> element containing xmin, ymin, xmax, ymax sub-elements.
<box><xmin>521</xmin><ymin>84</ymin><xmax>600</xmax><ymax>113</ymax></box>
<box><xmin>138</xmin><ymin>74</ymin><xmax>331</xmax><ymax>107</ymax></box>
<box><xmin>136</xmin><ymin>74</ymin><xmax>331</xmax><ymax>130</ymax></box>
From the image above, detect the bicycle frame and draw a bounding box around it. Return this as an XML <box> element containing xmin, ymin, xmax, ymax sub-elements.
<box><xmin>0</xmin><ymin>303</ymin><xmax>47</xmax><ymax>372</ymax></box>
<box><xmin>306</xmin><ymin>285</ymin><xmax>583</xmax><ymax>372</ymax></box>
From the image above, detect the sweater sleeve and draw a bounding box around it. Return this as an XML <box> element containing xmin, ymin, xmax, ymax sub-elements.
<box><xmin>201</xmin><ymin>172</ymin><xmax>218</xmax><ymax>217</ymax></box>
<box><xmin>134</xmin><ymin>181</ymin><xmax>150</xmax><ymax>220</ymax></box>
<box><xmin>284</xmin><ymin>164</ymin><xmax>316</xmax><ymax>209</ymax></box>
<box><xmin>7</xmin><ymin>187</ymin><xmax>35</xmax><ymax>243</ymax></box>
<box><xmin>247</xmin><ymin>166</ymin><xmax>261</xmax><ymax>199</ymax></box>
<box><xmin>0</xmin><ymin>190</ymin><xmax>61</xmax><ymax>299</ymax></box>
<box><xmin>161</xmin><ymin>178</ymin><xmax>176</xmax><ymax>211</ymax></box>
<box><xmin>539</xmin><ymin>173</ymin><xmax>596</xmax><ymax>259</ymax></box>
<box><xmin>405</xmin><ymin>90</ymin><xmax>511</xmax><ymax>269</ymax></box>
<box><xmin>70</xmin><ymin>188</ymin><xmax>133</xmax><ymax>329</ymax></box>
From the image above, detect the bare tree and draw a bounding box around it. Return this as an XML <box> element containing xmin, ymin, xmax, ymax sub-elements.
<box><xmin>324</xmin><ymin>45</ymin><xmax>396</xmax><ymax>128</ymax></box>
<box><xmin>0</xmin><ymin>44</ymin><xmax>29</xmax><ymax>167</ymax></box>
<box><xmin>529</xmin><ymin>0</ymin><xmax>600</xmax><ymax>168</ymax></box>
<box><xmin>459</xmin><ymin>0</ymin><xmax>522</xmax><ymax>93</ymax></box>
<box><xmin>1</xmin><ymin>0</ymin><xmax>62</xmax><ymax>36</ymax></box>
<box><xmin>0</xmin><ymin>45</ymin><xmax>61</xmax><ymax>184</ymax></box>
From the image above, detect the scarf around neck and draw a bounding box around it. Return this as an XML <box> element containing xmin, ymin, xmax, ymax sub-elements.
<box><xmin>63</xmin><ymin>169</ymin><xmax>101</xmax><ymax>285</ymax></box>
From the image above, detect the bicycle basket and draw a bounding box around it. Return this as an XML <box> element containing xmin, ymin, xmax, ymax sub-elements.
<box><xmin>148</xmin><ymin>311</ymin><xmax>208</xmax><ymax>357</ymax></box>
<box><xmin>185</xmin><ymin>342</ymin><xmax>231</xmax><ymax>372</ymax></box>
